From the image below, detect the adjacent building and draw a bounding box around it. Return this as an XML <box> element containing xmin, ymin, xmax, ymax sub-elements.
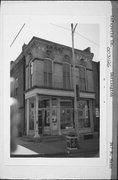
<box><xmin>10</xmin><ymin>53</ymin><xmax>25</xmax><ymax>135</ymax></box>
<box><xmin>92</xmin><ymin>61</ymin><xmax>100</xmax><ymax>133</ymax></box>
<box><xmin>10</xmin><ymin>36</ymin><xmax>99</xmax><ymax>137</ymax></box>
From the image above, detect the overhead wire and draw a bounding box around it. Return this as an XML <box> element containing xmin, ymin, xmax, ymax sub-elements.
<box><xmin>50</xmin><ymin>23</ymin><xmax>99</xmax><ymax>47</ymax></box>
<box><xmin>10</xmin><ymin>23</ymin><xmax>26</xmax><ymax>48</ymax></box>
<box><xmin>10</xmin><ymin>23</ymin><xmax>99</xmax><ymax>48</ymax></box>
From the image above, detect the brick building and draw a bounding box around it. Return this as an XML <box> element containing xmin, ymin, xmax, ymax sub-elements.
<box><xmin>10</xmin><ymin>36</ymin><xmax>99</xmax><ymax>137</ymax></box>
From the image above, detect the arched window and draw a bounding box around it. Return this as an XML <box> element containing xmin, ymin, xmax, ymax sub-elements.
<box><xmin>63</xmin><ymin>62</ymin><xmax>71</xmax><ymax>89</ymax></box>
<box><xmin>44</xmin><ymin>58</ymin><xmax>52</xmax><ymax>87</ymax></box>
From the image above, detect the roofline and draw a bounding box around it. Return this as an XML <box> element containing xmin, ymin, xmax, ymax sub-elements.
<box><xmin>11</xmin><ymin>36</ymin><xmax>94</xmax><ymax>66</ymax></box>
<box><xmin>24</xmin><ymin>36</ymin><xmax>94</xmax><ymax>56</ymax></box>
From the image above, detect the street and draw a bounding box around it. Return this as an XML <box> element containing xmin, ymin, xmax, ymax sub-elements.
<box><xmin>11</xmin><ymin>136</ymin><xmax>99</xmax><ymax>158</ymax></box>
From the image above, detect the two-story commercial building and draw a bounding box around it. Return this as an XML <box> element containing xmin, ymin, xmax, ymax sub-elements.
<box><xmin>11</xmin><ymin>36</ymin><xmax>99</xmax><ymax>138</ymax></box>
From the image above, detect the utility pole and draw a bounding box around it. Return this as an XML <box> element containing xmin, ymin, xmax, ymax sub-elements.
<box><xmin>71</xmin><ymin>23</ymin><xmax>79</xmax><ymax>136</ymax></box>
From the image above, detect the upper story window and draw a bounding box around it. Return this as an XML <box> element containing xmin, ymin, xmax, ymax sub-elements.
<box><xmin>29</xmin><ymin>61</ymin><xmax>33</xmax><ymax>88</ymax></box>
<box><xmin>79</xmin><ymin>66</ymin><xmax>86</xmax><ymax>91</ymax></box>
<box><xmin>63</xmin><ymin>63</ymin><xmax>71</xmax><ymax>89</ymax></box>
<box><xmin>44</xmin><ymin>59</ymin><xmax>52</xmax><ymax>87</ymax></box>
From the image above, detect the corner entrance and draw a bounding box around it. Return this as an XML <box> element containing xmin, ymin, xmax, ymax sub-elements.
<box><xmin>38</xmin><ymin>98</ymin><xmax>51</xmax><ymax>135</ymax></box>
<box><xmin>37</xmin><ymin>98</ymin><xmax>60</xmax><ymax>135</ymax></box>
<box><xmin>38</xmin><ymin>110</ymin><xmax>43</xmax><ymax>134</ymax></box>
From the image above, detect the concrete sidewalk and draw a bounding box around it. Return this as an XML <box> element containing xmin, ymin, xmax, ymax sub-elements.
<box><xmin>12</xmin><ymin>145</ymin><xmax>38</xmax><ymax>155</ymax></box>
<box><xmin>15</xmin><ymin>136</ymin><xmax>99</xmax><ymax>157</ymax></box>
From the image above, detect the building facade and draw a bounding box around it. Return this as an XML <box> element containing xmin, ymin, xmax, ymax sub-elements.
<box><xmin>11</xmin><ymin>36</ymin><xmax>99</xmax><ymax>137</ymax></box>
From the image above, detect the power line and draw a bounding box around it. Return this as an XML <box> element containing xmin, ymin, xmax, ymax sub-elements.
<box><xmin>76</xmin><ymin>31</ymin><xmax>99</xmax><ymax>47</ymax></box>
<box><xmin>50</xmin><ymin>23</ymin><xmax>99</xmax><ymax>47</ymax></box>
<box><xmin>10</xmin><ymin>23</ymin><xmax>26</xmax><ymax>47</ymax></box>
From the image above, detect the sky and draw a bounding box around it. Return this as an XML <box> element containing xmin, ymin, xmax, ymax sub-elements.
<box><xmin>4</xmin><ymin>16</ymin><xmax>100</xmax><ymax>62</ymax></box>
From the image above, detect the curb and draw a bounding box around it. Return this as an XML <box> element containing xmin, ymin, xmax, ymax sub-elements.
<box><xmin>11</xmin><ymin>148</ymin><xmax>99</xmax><ymax>158</ymax></box>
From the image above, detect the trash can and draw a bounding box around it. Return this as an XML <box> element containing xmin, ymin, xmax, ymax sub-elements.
<box><xmin>66</xmin><ymin>133</ymin><xmax>79</xmax><ymax>154</ymax></box>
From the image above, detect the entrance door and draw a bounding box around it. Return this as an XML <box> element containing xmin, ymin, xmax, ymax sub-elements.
<box><xmin>38</xmin><ymin>110</ymin><xmax>43</xmax><ymax>134</ymax></box>
<box><xmin>38</xmin><ymin>107</ymin><xmax>51</xmax><ymax>135</ymax></box>
<box><xmin>43</xmin><ymin>108</ymin><xmax>51</xmax><ymax>135</ymax></box>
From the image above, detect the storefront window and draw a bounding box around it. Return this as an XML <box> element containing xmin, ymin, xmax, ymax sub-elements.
<box><xmin>60</xmin><ymin>100</ymin><xmax>74</xmax><ymax>129</ymax></box>
<box><xmin>44</xmin><ymin>108</ymin><xmax>50</xmax><ymax>126</ymax></box>
<box><xmin>78</xmin><ymin>100</ymin><xmax>90</xmax><ymax>128</ymax></box>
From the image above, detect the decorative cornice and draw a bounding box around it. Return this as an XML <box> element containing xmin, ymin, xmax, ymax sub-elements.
<box><xmin>23</xmin><ymin>36</ymin><xmax>93</xmax><ymax>58</ymax></box>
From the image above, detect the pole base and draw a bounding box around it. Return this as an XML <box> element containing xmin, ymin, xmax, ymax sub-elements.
<box><xmin>34</xmin><ymin>132</ymin><xmax>40</xmax><ymax>138</ymax></box>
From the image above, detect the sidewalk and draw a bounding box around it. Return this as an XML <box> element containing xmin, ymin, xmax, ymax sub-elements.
<box><xmin>12</xmin><ymin>145</ymin><xmax>38</xmax><ymax>155</ymax></box>
<box><xmin>13</xmin><ymin>136</ymin><xmax>99</xmax><ymax>157</ymax></box>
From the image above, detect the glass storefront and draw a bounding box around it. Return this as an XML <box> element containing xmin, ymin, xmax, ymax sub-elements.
<box><xmin>26</xmin><ymin>96</ymin><xmax>94</xmax><ymax>136</ymax></box>
<box><xmin>38</xmin><ymin>99</ymin><xmax>51</xmax><ymax>134</ymax></box>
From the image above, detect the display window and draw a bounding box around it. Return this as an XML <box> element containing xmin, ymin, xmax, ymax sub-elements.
<box><xmin>44</xmin><ymin>108</ymin><xmax>50</xmax><ymax>126</ymax></box>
